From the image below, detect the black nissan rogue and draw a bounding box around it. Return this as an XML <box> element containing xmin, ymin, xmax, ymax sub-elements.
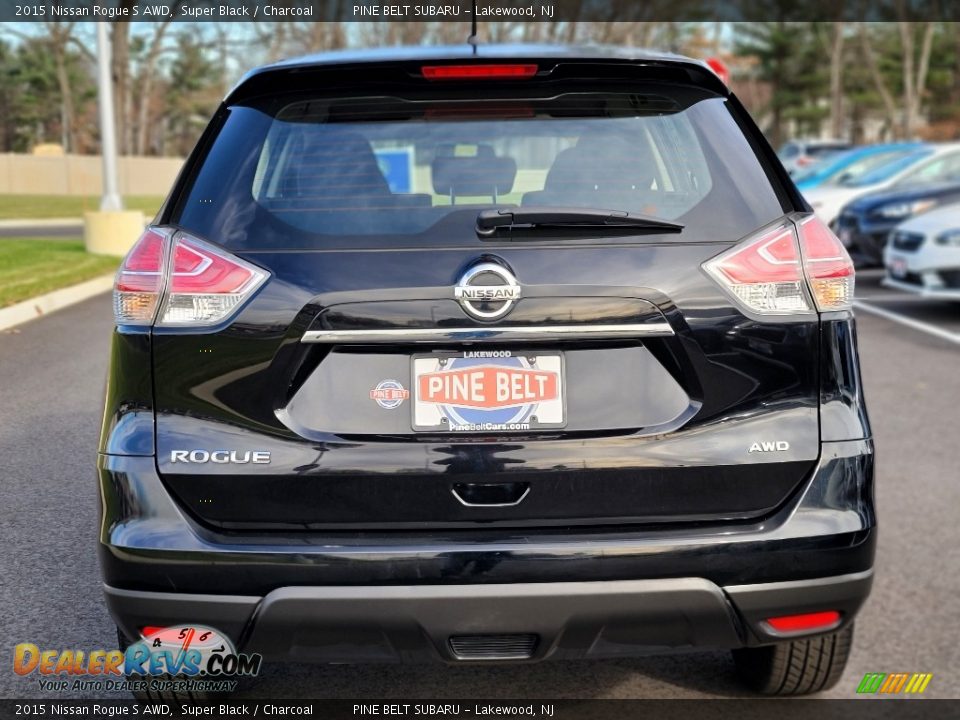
<box><xmin>98</xmin><ymin>45</ymin><xmax>874</xmax><ymax>697</ymax></box>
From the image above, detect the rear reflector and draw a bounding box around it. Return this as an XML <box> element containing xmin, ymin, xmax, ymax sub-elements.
<box><xmin>765</xmin><ymin>610</ymin><xmax>842</xmax><ymax>634</ymax></box>
<box><xmin>113</xmin><ymin>227</ymin><xmax>267</xmax><ymax>328</ymax></box>
<box><xmin>703</xmin><ymin>214</ymin><xmax>854</xmax><ymax>316</ymax></box>
<box><xmin>422</xmin><ymin>64</ymin><xmax>538</xmax><ymax>81</ymax></box>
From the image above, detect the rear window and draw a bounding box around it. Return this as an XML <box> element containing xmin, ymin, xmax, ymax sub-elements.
<box><xmin>176</xmin><ymin>86</ymin><xmax>785</xmax><ymax>248</ymax></box>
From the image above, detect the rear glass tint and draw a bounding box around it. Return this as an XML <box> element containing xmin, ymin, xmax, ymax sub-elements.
<box><xmin>176</xmin><ymin>88</ymin><xmax>784</xmax><ymax>248</ymax></box>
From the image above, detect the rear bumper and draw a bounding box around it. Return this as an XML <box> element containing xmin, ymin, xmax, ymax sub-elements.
<box><xmin>98</xmin><ymin>438</ymin><xmax>875</xmax><ymax>658</ymax></box>
<box><xmin>105</xmin><ymin>570</ymin><xmax>873</xmax><ymax>662</ymax></box>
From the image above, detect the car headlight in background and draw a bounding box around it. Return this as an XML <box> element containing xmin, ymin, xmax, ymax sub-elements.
<box><xmin>875</xmin><ymin>199</ymin><xmax>937</xmax><ymax>219</ymax></box>
<box><xmin>936</xmin><ymin>229</ymin><xmax>960</xmax><ymax>246</ymax></box>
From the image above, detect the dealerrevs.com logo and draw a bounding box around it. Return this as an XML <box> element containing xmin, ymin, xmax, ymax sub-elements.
<box><xmin>14</xmin><ymin>625</ymin><xmax>261</xmax><ymax>694</ymax></box>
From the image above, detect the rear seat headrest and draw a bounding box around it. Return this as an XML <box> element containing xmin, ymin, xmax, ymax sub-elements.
<box><xmin>431</xmin><ymin>152</ymin><xmax>517</xmax><ymax>198</ymax></box>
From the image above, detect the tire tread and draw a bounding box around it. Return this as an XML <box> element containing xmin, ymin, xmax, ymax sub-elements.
<box><xmin>732</xmin><ymin>624</ymin><xmax>854</xmax><ymax>695</ymax></box>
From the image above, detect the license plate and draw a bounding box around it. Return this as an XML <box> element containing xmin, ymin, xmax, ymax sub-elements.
<box><xmin>412</xmin><ymin>352</ymin><xmax>565</xmax><ymax>432</ymax></box>
<box><xmin>889</xmin><ymin>256</ymin><xmax>908</xmax><ymax>279</ymax></box>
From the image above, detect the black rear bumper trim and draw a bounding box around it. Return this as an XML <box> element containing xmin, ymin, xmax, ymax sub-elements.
<box><xmin>104</xmin><ymin>570</ymin><xmax>872</xmax><ymax>663</ymax></box>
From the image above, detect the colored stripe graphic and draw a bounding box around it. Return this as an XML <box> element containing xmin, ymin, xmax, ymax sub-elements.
<box><xmin>913</xmin><ymin>674</ymin><xmax>933</xmax><ymax>694</ymax></box>
<box><xmin>858</xmin><ymin>672</ymin><xmax>932</xmax><ymax>694</ymax></box>
<box><xmin>857</xmin><ymin>673</ymin><xmax>886</xmax><ymax>693</ymax></box>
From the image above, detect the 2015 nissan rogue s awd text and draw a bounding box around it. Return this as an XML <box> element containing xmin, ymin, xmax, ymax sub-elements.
<box><xmin>97</xmin><ymin>45</ymin><xmax>875</xmax><ymax>697</ymax></box>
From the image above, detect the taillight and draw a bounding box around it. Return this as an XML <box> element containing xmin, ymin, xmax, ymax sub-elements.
<box><xmin>159</xmin><ymin>234</ymin><xmax>267</xmax><ymax>326</ymax></box>
<box><xmin>703</xmin><ymin>215</ymin><xmax>854</xmax><ymax>316</ymax></box>
<box><xmin>797</xmin><ymin>216</ymin><xmax>855</xmax><ymax>311</ymax></box>
<box><xmin>703</xmin><ymin>223</ymin><xmax>811</xmax><ymax>314</ymax></box>
<box><xmin>113</xmin><ymin>228</ymin><xmax>267</xmax><ymax>328</ymax></box>
<box><xmin>113</xmin><ymin>227</ymin><xmax>171</xmax><ymax>325</ymax></box>
<box><xmin>422</xmin><ymin>64</ymin><xmax>538</xmax><ymax>81</ymax></box>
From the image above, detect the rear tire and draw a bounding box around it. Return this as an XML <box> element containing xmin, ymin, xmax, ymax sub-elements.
<box><xmin>732</xmin><ymin>624</ymin><xmax>854</xmax><ymax>695</ymax></box>
<box><xmin>116</xmin><ymin>627</ymin><xmax>220</xmax><ymax>701</ymax></box>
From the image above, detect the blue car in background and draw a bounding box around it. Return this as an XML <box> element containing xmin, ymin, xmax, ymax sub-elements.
<box><xmin>836</xmin><ymin>178</ymin><xmax>960</xmax><ymax>266</ymax></box>
<box><xmin>794</xmin><ymin>143</ymin><xmax>925</xmax><ymax>192</ymax></box>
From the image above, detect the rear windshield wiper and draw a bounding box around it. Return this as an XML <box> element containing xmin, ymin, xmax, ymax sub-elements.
<box><xmin>476</xmin><ymin>207</ymin><xmax>684</xmax><ymax>237</ymax></box>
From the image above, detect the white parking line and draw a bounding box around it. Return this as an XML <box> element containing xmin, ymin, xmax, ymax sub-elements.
<box><xmin>854</xmin><ymin>300</ymin><xmax>960</xmax><ymax>346</ymax></box>
<box><xmin>855</xmin><ymin>294</ymin><xmax>947</xmax><ymax>303</ymax></box>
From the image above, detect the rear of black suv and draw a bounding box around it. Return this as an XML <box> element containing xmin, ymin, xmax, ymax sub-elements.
<box><xmin>98</xmin><ymin>47</ymin><xmax>874</xmax><ymax>695</ymax></box>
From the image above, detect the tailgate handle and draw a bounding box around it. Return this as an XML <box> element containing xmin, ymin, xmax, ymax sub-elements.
<box><xmin>451</xmin><ymin>482</ymin><xmax>530</xmax><ymax>507</ymax></box>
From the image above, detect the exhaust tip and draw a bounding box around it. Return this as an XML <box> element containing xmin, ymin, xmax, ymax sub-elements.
<box><xmin>449</xmin><ymin>634</ymin><xmax>538</xmax><ymax>661</ymax></box>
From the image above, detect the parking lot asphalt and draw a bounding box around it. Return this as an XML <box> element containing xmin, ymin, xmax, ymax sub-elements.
<box><xmin>855</xmin><ymin>268</ymin><xmax>960</xmax><ymax>342</ymax></box>
<box><xmin>0</xmin><ymin>285</ymin><xmax>957</xmax><ymax>700</ymax></box>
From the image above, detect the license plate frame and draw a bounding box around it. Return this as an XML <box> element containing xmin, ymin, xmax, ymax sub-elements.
<box><xmin>411</xmin><ymin>351</ymin><xmax>566</xmax><ymax>433</ymax></box>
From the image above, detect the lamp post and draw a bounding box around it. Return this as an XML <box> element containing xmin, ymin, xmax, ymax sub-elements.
<box><xmin>96</xmin><ymin>22</ymin><xmax>123</xmax><ymax>212</ymax></box>
<box><xmin>85</xmin><ymin>23</ymin><xmax>142</xmax><ymax>256</ymax></box>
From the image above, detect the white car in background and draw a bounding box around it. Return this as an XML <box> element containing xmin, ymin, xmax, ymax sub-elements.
<box><xmin>804</xmin><ymin>144</ymin><xmax>960</xmax><ymax>227</ymax></box>
<box><xmin>884</xmin><ymin>203</ymin><xmax>960</xmax><ymax>300</ymax></box>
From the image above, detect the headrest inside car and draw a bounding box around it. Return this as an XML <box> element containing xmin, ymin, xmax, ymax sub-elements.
<box><xmin>431</xmin><ymin>146</ymin><xmax>517</xmax><ymax>200</ymax></box>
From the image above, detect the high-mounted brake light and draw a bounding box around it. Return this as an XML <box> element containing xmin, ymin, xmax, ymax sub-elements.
<box><xmin>703</xmin><ymin>215</ymin><xmax>854</xmax><ymax>315</ymax></box>
<box><xmin>113</xmin><ymin>228</ymin><xmax>267</xmax><ymax>328</ymax></box>
<box><xmin>422</xmin><ymin>64</ymin><xmax>538</xmax><ymax>81</ymax></box>
<box><xmin>764</xmin><ymin>610</ymin><xmax>842</xmax><ymax>634</ymax></box>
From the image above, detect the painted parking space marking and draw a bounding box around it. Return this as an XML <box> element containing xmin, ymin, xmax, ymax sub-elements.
<box><xmin>854</xmin><ymin>300</ymin><xmax>960</xmax><ymax>346</ymax></box>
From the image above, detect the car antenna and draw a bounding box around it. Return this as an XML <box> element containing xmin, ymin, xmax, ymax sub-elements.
<box><xmin>468</xmin><ymin>0</ymin><xmax>478</xmax><ymax>55</ymax></box>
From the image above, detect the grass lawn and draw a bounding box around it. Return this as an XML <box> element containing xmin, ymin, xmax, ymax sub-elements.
<box><xmin>0</xmin><ymin>238</ymin><xmax>119</xmax><ymax>308</ymax></box>
<box><xmin>0</xmin><ymin>195</ymin><xmax>164</xmax><ymax>220</ymax></box>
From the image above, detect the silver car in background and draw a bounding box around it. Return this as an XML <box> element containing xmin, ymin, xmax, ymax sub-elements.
<box><xmin>884</xmin><ymin>203</ymin><xmax>960</xmax><ymax>300</ymax></box>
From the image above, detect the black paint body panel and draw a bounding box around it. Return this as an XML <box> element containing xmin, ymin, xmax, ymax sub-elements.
<box><xmin>97</xmin><ymin>49</ymin><xmax>875</xmax><ymax>657</ymax></box>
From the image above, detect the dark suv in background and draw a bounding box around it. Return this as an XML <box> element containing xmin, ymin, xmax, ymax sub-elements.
<box><xmin>99</xmin><ymin>46</ymin><xmax>874</xmax><ymax>697</ymax></box>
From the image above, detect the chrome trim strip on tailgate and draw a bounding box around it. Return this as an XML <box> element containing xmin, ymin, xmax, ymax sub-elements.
<box><xmin>300</xmin><ymin>323</ymin><xmax>675</xmax><ymax>344</ymax></box>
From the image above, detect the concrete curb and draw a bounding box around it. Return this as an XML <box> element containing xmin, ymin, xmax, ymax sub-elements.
<box><xmin>0</xmin><ymin>273</ymin><xmax>113</xmax><ymax>331</ymax></box>
<box><xmin>0</xmin><ymin>218</ymin><xmax>83</xmax><ymax>229</ymax></box>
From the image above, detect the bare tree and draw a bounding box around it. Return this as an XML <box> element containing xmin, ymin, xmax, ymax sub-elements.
<box><xmin>45</xmin><ymin>22</ymin><xmax>79</xmax><ymax>152</ymax></box>
<box><xmin>858</xmin><ymin>24</ymin><xmax>899</xmax><ymax>135</ymax></box>
<box><xmin>899</xmin><ymin>21</ymin><xmax>935</xmax><ymax>138</ymax></box>
<box><xmin>4</xmin><ymin>22</ymin><xmax>90</xmax><ymax>152</ymax></box>
<box><xmin>251</xmin><ymin>23</ymin><xmax>290</xmax><ymax>64</ymax></box>
<box><xmin>133</xmin><ymin>21</ymin><xmax>174</xmax><ymax>155</ymax></box>
<box><xmin>860</xmin><ymin>20</ymin><xmax>936</xmax><ymax>139</ymax></box>
<box><xmin>823</xmin><ymin>23</ymin><xmax>847</xmax><ymax>138</ymax></box>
